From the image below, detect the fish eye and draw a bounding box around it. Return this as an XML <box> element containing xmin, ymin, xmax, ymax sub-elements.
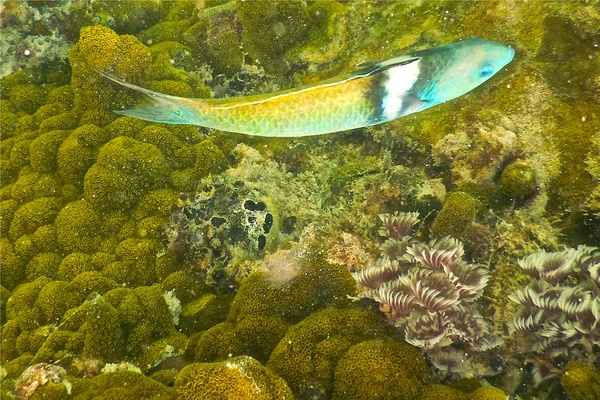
<box><xmin>479</xmin><ymin>63</ymin><xmax>495</xmax><ymax>77</ymax></box>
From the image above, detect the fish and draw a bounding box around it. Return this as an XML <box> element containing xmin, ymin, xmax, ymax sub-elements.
<box><xmin>100</xmin><ymin>38</ymin><xmax>514</xmax><ymax>137</ymax></box>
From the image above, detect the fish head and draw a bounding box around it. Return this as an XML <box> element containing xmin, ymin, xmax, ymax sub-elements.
<box><xmin>412</xmin><ymin>38</ymin><xmax>515</xmax><ymax>109</ymax></box>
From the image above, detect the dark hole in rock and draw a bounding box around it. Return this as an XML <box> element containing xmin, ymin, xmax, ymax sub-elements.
<box><xmin>211</xmin><ymin>216</ymin><xmax>226</xmax><ymax>227</ymax></box>
<box><xmin>244</xmin><ymin>199</ymin><xmax>256</xmax><ymax>211</ymax></box>
<box><xmin>255</xmin><ymin>201</ymin><xmax>266</xmax><ymax>211</ymax></box>
<box><xmin>234</xmin><ymin>180</ymin><xmax>245</xmax><ymax>188</ymax></box>
<box><xmin>263</xmin><ymin>213</ymin><xmax>273</xmax><ymax>233</ymax></box>
<box><xmin>248</xmin><ymin>216</ymin><xmax>257</xmax><ymax>224</ymax></box>
<box><xmin>258</xmin><ymin>234</ymin><xmax>266</xmax><ymax>250</ymax></box>
<box><xmin>211</xmin><ymin>268</ymin><xmax>225</xmax><ymax>282</ymax></box>
<box><xmin>281</xmin><ymin>216</ymin><xmax>297</xmax><ymax>234</ymax></box>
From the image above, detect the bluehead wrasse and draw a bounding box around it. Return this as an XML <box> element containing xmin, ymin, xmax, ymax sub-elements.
<box><xmin>100</xmin><ymin>38</ymin><xmax>514</xmax><ymax>137</ymax></box>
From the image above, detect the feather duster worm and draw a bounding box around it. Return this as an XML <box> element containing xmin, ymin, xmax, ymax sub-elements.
<box><xmin>509</xmin><ymin>246</ymin><xmax>600</xmax><ymax>385</ymax></box>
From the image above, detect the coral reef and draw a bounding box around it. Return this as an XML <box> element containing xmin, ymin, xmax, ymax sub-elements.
<box><xmin>0</xmin><ymin>1</ymin><xmax>599</xmax><ymax>399</ymax></box>
<box><xmin>509</xmin><ymin>246</ymin><xmax>600</xmax><ymax>385</ymax></box>
<box><xmin>353</xmin><ymin>212</ymin><xmax>500</xmax><ymax>377</ymax></box>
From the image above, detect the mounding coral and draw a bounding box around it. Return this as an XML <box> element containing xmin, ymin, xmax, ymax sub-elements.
<box><xmin>509</xmin><ymin>245</ymin><xmax>600</xmax><ymax>385</ymax></box>
<box><xmin>353</xmin><ymin>212</ymin><xmax>500</xmax><ymax>377</ymax></box>
<box><xmin>175</xmin><ymin>355</ymin><xmax>293</xmax><ymax>400</ymax></box>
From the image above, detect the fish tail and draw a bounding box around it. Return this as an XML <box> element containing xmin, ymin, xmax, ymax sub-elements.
<box><xmin>98</xmin><ymin>70</ymin><xmax>201</xmax><ymax>125</ymax></box>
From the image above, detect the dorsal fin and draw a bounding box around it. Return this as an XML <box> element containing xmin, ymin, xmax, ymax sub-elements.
<box><xmin>355</xmin><ymin>55</ymin><xmax>420</xmax><ymax>77</ymax></box>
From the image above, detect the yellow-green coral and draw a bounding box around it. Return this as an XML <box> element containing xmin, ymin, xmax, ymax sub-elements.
<box><xmin>68</xmin><ymin>370</ymin><xmax>175</xmax><ymax>399</ymax></box>
<box><xmin>175</xmin><ymin>355</ymin><xmax>293</xmax><ymax>400</ymax></box>
<box><xmin>266</xmin><ymin>307</ymin><xmax>397</xmax><ymax>399</ymax></box>
<box><xmin>498</xmin><ymin>160</ymin><xmax>537</xmax><ymax>199</ymax></box>
<box><xmin>431</xmin><ymin>191</ymin><xmax>479</xmax><ymax>238</ymax></box>
<box><xmin>331</xmin><ymin>338</ymin><xmax>430</xmax><ymax>400</ymax></box>
<box><xmin>136</xmin><ymin>125</ymin><xmax>183</xmax><ymax>161</ymax></box>
<box><xmin>227</xmin><ymin>254</ymin><xmax>357</xmax><ymax>324</ymax></box>
<box><xmin>68</xmin><ymin>25</ymin><xmax>152</xmax><ymax>110</ymax></box>
<box><xmin>83</xmin><ymin>137</ymin><xmax>169</xmax><ymax>211</ymax></box>
<box><xmin>195</xmin><ymin>315</ymin><xmax>288</xmax><ymax>364</ymax></box>
<box><xmin>160</xmin><ymin>270</ymin><xmax>207</xmax><ymax>304</ymax></box>
<box><xmin>468</xmin><ymin>386</ymin><xmax>507</xmax><ymax>400</ymax></box>
<box><xmin>55</xmin><ymin>200</ymin><xmax>104</xmax><ymax>253</ymax></box>
<box><xmin>25</xmin><ymin>252</ymin><xmax>62</xmax><ymax>282</ymax></box>
<box><xmin>179</xmin><ymin>292</ymin><xmax>233</xmax><ymax>334</ymax></box>
<box><xmin>34</xmin><ymin>280</ymin><xmax>84</xmax><ymax>324</ymax></box>
<box><xmin>70</xmin><ymin>271</ymin><xmax>118</xmax><ymax>296</ymax></box>
<box><xmin>11</xmin><ymin>172</ymin><xmax>61</xmax><ymax>203</ymax></box>
<box><xmin>8</xmin><ymin>197</ymin><xmax>63</xmax><ymax>241</ymax></box>
<box><xmin>418</xmin><ymin>384</ymin><xmax>467</xmax><ymax>400</ymax></box>
<box><xmin>0</xmin><ymin>238</ymin><xmax>26</xmax><ymax>290</ymax></box>
<box><xmin>1</xmin><ymin>200</ymin><xmax>19</xmax><ymax>237</ymax></box>
<box><xmin>112</xmin><ymin>238</ymin><xmax>162</xmax><ymax>285</ymax></box>
<box><xmin>561</xmin><ymin>360</ymin><xmax>600</xmax><ymax>400</ymax></box>
<box><xmin>194</xmin><ymin>139</ymin><xmax>229</xmax><ymax>179</ymax></box>
<box><xmin>236</xmin><ymin>0</ymin><xmax>310</xmax><ymax>73</ymax></box>
<box><xmin>0</xmin><ymin>72</ymin><xmax>47</xmax><ymax>114</ymax></box>
<box><xmin>138</xmin><ymin>20</ymin><xmax>192</xmax><ymax>44</ymax></box>
<box><xmin>90</xmin><ymin>0</ymin><xmax>168</xmax><ymax>34</ymax></box>
<box><xmin>57</xmin><ymin>124</ymin><xmax>108</xmax><ymax>185</ymax></box>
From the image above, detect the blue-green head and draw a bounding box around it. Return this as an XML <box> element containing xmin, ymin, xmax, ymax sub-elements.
<box><xmin>409</xmin><ymin>38</ymin><xmax>514</xmax><ymax>111</ymax></box>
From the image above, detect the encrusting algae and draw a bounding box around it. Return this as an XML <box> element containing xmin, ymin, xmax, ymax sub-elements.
<box><xmin>1</xmin><ymin>1</ymin><xmax>599</xmax><ymax>399</ymax></box>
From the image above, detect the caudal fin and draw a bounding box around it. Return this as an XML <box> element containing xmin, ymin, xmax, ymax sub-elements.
<box><xmin>98</xmin><ymin>71</ymin><xmax>201</xmax><ymax>125</ymax></box>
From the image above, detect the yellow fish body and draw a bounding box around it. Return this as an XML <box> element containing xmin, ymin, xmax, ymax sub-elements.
<box><xmin>102</xmin><ymin>38</ymin><xmax>514</xmax><ymax>137</ymax></box>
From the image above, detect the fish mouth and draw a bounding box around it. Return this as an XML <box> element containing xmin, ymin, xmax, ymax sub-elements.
<box><xmin>505</xmin><ymin>46</ymin><xmax>516</xmax><ymax>65</ymax></box>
